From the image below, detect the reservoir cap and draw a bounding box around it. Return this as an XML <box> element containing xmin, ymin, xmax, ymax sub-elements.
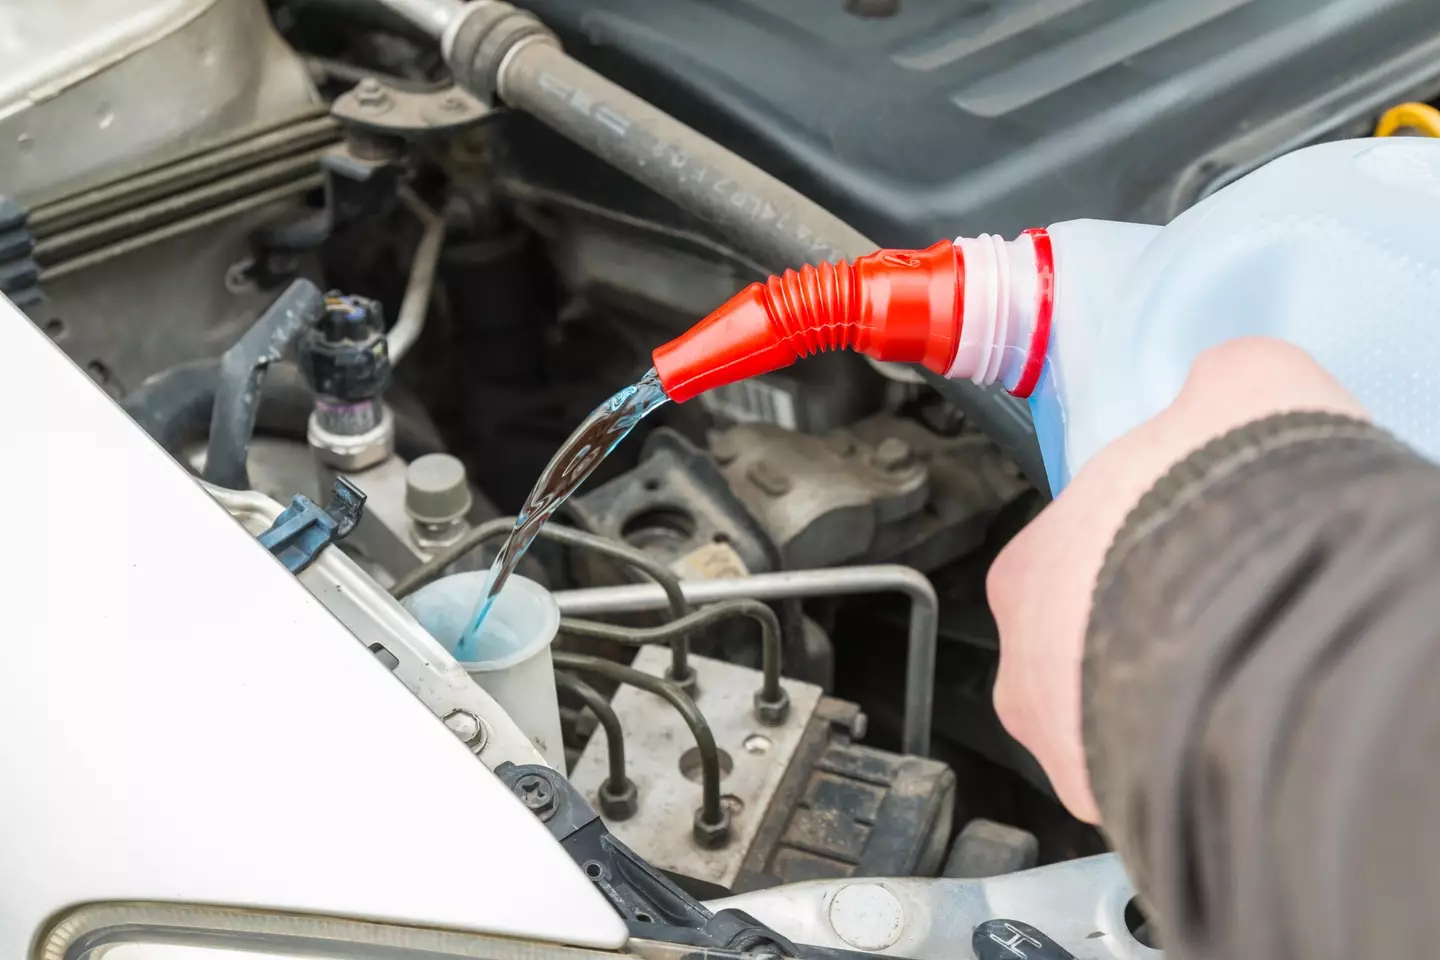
<box><xmin>405</xmin><ymin>453</ymin><xmax>473</xmax><ymax>524</ymax></box>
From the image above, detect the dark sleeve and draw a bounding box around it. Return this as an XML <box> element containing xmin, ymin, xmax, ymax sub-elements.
<box><xmin>1083</xmin><ymin>412</ymin><xmax>1440</xmax><ymax>959</ymax></box>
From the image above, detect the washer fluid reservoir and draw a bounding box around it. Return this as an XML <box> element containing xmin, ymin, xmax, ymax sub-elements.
<box><xmin>404</xmin><ymin>573</ymin><xmax>564</xmax><ymax>769</ymax></box>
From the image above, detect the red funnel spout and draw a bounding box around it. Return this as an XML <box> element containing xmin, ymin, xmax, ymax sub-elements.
<box><xmin>651</xmin><ymin>240</ymin><xmax>965</xmax><ymax>403</ymax></box>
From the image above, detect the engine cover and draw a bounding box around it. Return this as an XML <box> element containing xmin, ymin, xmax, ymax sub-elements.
<box><xmin>512</xmin><ymin>0</ymin><xmax>1440</xmax><ymax>243</ymax></box>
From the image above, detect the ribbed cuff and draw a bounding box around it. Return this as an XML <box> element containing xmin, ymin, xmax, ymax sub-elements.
<box><xmin>1082</xmin><ymin>411</ymin><xmax>1396</xmax><ymax>843</ymax></box>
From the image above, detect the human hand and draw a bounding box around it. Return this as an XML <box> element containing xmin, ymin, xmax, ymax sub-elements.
<box><xmin>986</xmin><ymin>338</ymin><xmax>1368</xmax><ymax>822</ymax></box>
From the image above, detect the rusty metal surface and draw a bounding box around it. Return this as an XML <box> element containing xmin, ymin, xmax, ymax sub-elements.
<box><xmin>568</xmin><ymin>648</ymin><xmax>822</xmax><ymax>894</ymax></box>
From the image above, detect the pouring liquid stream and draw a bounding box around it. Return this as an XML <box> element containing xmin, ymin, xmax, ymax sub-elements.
<box><xmin>458</xmin><ymin>368</ymin><xmax>671</xmax><ymax>655</ymax></box>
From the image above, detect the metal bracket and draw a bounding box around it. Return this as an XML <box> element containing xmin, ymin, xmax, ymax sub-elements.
<box><xmin>332</xmin><ymin>77</ymin><xmax>492</xmax><ymax>138</ymax></box>
<box><xmin>258</xmin><ymin>478</ymin><xmax>366</xmax><ymax>573</ymax></box>
<box><xmin>495</xmin><ymin>761</ymin><xmax>801</xmax><ymax>954</ymax></box>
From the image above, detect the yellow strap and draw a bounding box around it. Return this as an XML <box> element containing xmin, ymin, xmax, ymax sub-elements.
<box><xmin>1375</xmin><ymin>102</ymin><xmax>1440</xmax><ymax>138</ymax></box>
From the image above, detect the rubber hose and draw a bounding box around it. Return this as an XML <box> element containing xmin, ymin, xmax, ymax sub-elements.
<box><xmin>492</xmin><ymin>43</ymin><xmax>869</xmax><ymax>272</ymax></box>
<box><xmin>122</xmin><ymin>361</ymin><xmax>448</xmax><ymax>465</ymax></box>
<box><xmin>203</xmin><ymin>279</ymin><xmax>326</xmax><ymax>490</ymax></box>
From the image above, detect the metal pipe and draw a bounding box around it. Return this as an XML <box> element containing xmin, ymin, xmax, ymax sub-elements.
<box><xmin>553</xmin><ymin>671</ymin><xmax>628</xmax><ymax>799</ymax></box>
<box><xmin>554</xmin><ymin>565</ymin><xmax>939</xmax><ymax>757</ymax></box>
<box><xmin>391</xmin><ymin>517</ymin><xmax>695</xmax><ymax>684</ymax></box>
<box><xmin>560</xmin><ymin>598</ymin><xmax>788</xmax><ymax>722</ymax></box>
<box><xmin>388</xmin><ymin>186</ymin><xmax>446</xmax><ymax>364</ymax></box>
<box><xmin>371</xmin><ymin>0</ymin><xmax>461</xmax><ymax>37</ymax></box>
<box><xmin>552</xmin><ymin>651</ymin><xmax>728</xmax><ymax>843</ymax></box>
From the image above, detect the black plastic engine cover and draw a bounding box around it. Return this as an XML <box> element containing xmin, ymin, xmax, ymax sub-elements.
<box><xmin>512</xmin><ymin>0</ymin><xmax>1440</xmax><ymax>245</ymax></box>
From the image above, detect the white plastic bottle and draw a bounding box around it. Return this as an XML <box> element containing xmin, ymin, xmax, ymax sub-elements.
<box><xmin>1013</xmin><ymin>137</ymin><xmax>1440</xmax><ymax>492</ymax></box>
<box><xmin>653</xmin><ymin>137</ymin><xmax>1440</xmax><ymax>495</ymax></box>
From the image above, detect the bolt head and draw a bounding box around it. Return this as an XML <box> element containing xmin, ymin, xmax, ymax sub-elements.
<box><xmin>754</xmin><ymin>688</ymin><xmax>792</xmax><ymax>726</ymax></box>
<box><xmin>443</xmin><ymin>709</ymin><xmax>486</xmax><ymax>750</ymax></box>
<box><xmin>693</xmin><ymin>805</ymin><xmax>733</xmax><ymax>849</ymax></box>
<box><xmin>354</xmin><ymin>77</ymin><xmax>389</xmax><ymax>108</ymax></box>
<box><xmin>515</xmin><ymin>773</ymin><xmax>557</xmax><ymax>819</ymax></box>
<box><xmin>598</xmin><ymin>777</ymin><xmax>640</xmax><ymax>821</ymax></box>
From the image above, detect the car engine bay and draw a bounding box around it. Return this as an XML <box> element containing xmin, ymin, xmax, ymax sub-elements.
<box><xmin>5</xmin><ymin>0</ymin><xmax>1440</xmax><ymax>956</ymax></box>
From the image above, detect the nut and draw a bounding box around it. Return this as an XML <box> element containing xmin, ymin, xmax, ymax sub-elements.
<box><xmin>665</xmin><ymin>664</ymin><xmax>699</xmax><ymax>696</ymax></box>
<box><xmin>354</xmin><ymin>77</ymin><xmax>389</xmax><ymax>108</ymax></box>
<box><xmin>307</xmin><ymin>405</ymin><xmax>394</xmax><ymax>471</ymax></box>
<box><xmin>693</xmin><ymin>805</ymin><xmax>733</xmax><ymax>849</ymax></box>
<box><xmin>753</xmin><ymin>688</ymin><xmax>792</xmax><ymax>726</ymax></box>
<box><xmin>514</xmin><ymin>773</ymin><xmax>557</xmax><ymax>820</ymax></box>
<box><xmin>598</xmin><ymin>777</ymin><xmax>640</xmax><ymax>821</ymax></box>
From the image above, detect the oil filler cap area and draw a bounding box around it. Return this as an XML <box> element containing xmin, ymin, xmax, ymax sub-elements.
<box><xmin>972</xmin><ymin>919</ymin><xmax>1077</xmax><ymax>960</ymax></box>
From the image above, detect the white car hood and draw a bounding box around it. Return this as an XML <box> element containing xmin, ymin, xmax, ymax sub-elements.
<box><xmin>0</xmin><ymin>294</ymin><xmax>626</xmax><ymax>954</ymax></box>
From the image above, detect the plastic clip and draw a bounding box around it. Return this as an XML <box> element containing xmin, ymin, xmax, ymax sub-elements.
<box><xmin>258</xmin><ymin>478</ymin><xmax>367</xmax><ymax>573</ymax></box>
